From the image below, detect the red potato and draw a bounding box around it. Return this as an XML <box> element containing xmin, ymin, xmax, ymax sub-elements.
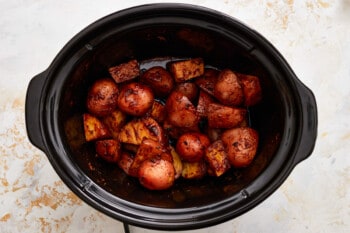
<box><xmin>141</xmin><ymin>66</ymin><xmax>174</xmax><ymax>97</ymax></box>
<box><xmin>236</xmin><ymin>73</ymin><xmax>262</xmax><ymax>106</ymax></box>
<box><xmin>214</xmin><ymin>69</ymin><xmax>244</xmax><ymax>106</ymax></box>
<box><xmin>117</xmin><ymin>151</ymin><xmax>134</xmax><ymax>176</ymax></box>
<box><xmin>197</xmin><ymin>90</ymin><xmax>215</xmax><ymax>118</ymax></box>
<box><xmin>109</xmin><ymin>59</ymin><xmax>140</xmax><ymax>83</ymax></box>
<box><xmin>194</xmin><ymin>68</ymin><xmax>219</xmax><ymax>96</ymax></box>
<box><xmin>207</xmin><ymin>103</ymin><xmax>247</xmax><ymax>129</ymax></box>
<box><xmin>95</xmin><ymin>139</ymin><xmax>121</xmax><ymax>163</ymax></box>
<box><xmin>129</xmin><ymin>138</ymin><xmax>168</xmax><ymax>177</ymax></box>
<box><xmin>138</xmin><ymin>157</ymin><xmax>175</xmax><ymax>190</ymax></box>
<box><xmin>176</xmin><ymin>133</ymin><xmax>211</xmax><ymax>162</ymax></box>
<box><xmin>163</xmin><ymin>119</ymin><xmax>200</xmax><ymax>139</ymax></box>
<box><xmin>221</xmin><ymin>127</ymin><xmax>259</xmax><ymax>167</ymax></box>
<box><xmin>165</xmin><ymin>91</ymin><xmax>200</xmax><ymax>128</ymax></box>
<box><xmin>117</xmin><ymin>82</ymin><xmax>154</xmax><ymax>116</ymax></box>
<box><xmin>86</xmin><ymin>78</ymin><xmax>119</xmax><ymax>117</ymax></box>
<box><xmin>174</xmin><ymin>82</ymin><xmax>199</xmax><ymax>102</ymax></box>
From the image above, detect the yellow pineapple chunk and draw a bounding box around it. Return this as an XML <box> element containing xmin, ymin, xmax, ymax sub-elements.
<box><xmin>83</xmin><ymin>113</ymin><xmax>110</xmax><ymax>142</ymax></box>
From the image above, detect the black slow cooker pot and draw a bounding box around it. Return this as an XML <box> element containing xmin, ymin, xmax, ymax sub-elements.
<box><xmin>25</xmin><ymin>4</ymin><xmax>317</xmax><ymax>230</ymax></box>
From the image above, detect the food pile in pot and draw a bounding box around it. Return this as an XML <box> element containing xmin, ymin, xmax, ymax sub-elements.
<box><xmin>83</xmin><ymin>57</ymin><xmax>262</xmax><ymax>190</ymax></box>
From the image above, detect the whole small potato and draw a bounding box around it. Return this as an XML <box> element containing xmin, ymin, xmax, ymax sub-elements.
<box><xmin>176</xmin><ymin>133</ymin><xmax>211</xmax><ymax>162</ymax></box>
<box><xmin>141</xmin><ymin>66</ymin><xmax>174</xmax><ymax>97</ymax></box>
<box><xmin>138</xmin><ymin>157</ymin><xmax>175</xmax><ymax>190</ymax></box>
<box><xmin>214</xmin><ymin>69</ymin><xmax>244</xmax><ymax>106</ymax></box>
<box><xmin>221</xmin><ymin>127</ymin><xmax>259</xmax><ymax>167</ymax></box>
<box><xmin>117</xmin><ymin>82</ymin><xmax>154</xmax><ymax>116</ymax></box>
<box><xmin>86</xmin><ymin>78</ymin><xmax>119</xmax><ymax>117</ymax></box>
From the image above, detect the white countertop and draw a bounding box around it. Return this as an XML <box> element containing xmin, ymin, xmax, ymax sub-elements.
<box><xmin>1</xmin><ymin>0</ymin><xmax>349</xmax><ymax>232</ymax></box>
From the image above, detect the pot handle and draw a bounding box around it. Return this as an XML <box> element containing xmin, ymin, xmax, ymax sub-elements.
<box><xmin>25</xmin><ymin>71</ymin><xmax>48</xmax><ymax>153</ymax></box>
<box><xmin>293</xmin><ymin>80</ymin><xmax>318</xmax><ymax>165</ymax></box>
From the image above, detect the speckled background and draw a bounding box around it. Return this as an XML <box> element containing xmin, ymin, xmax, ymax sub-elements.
<box><xmin>1</xmin><ymin>0</ymin><xmax>349</xmax><ymax>232</ymax></box>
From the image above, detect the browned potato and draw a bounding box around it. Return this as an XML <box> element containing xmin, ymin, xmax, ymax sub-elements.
<box><xmin>102</xmin><ymin>109</ymin><xmax>127</xmax><ymax>139</ymax></box>
<box><xmin>95</xmin><ymin>139</ymin><xmax>121</xmax><ymax>163</ymax></box>
<box><xmin>83</xmin><ymin>113</ymin><xmax>110</xmax><ymax>142</ymax></box>
<box><xmin>141</xmin><ymin>66</ymin><xmax>174</xmax><ymax>97</ymax></box>
<box><xmin>181</xmin><ymin>160</ymin><xmax>207</xmax><ymax>179</ymax></box>
<box><xmin>195</xmin><ymin>68</ymin><xmax>219</xmax><ymax>96</ymax></box>
<box><xmin>236</xmin><ymin>73</ymin><xmax>262</xmax><ymax>106</ymax></box>
<box><xmin>163</xmin><ymin>119</ymin><xmax>200</xmax><ymax>139</ymax></box>
<box><xmin>176</xmin><ymin>133</ymin><xmax>211</xmax><ymax>162</ymax></box>
<box><xmin>197</xmin><ymin>90</ymin><xmax>215</xmax><ymax>118</ymax></box>
<box><xmin>221</xmin><ymin>127</ymin><xmax>259</xmax><ymax>167</ymax></box>
<box><xmin>86</xmin><ymin>78</ymin><xmax>119</xmax><ymax>117</ymax></box>
<box><xmin>207</xmin><ymin>103</ymin><xmax>247</xmax><ymax>128</ymax></box>
<box><xmin>174</xmin><ymin>82</ymin><xmax>199</xmax><ymax>102</ymax></box>
<box><xmin>204</xmin><ymin>140</ymin><xmax>230</xmax><ymax>177</ymax></box>
<box><xmin>168</xmin><ymin>58</ymin><xmax>204</xmax><ymax>82</ymax></box>
<box><xmin>129</xmin><ymin>139</ymin><xmax>167</xmax><ymax>177</ymax></box>
<box><xmin>118</xmin><ymin>117</ymin><xmax>166</xmax><ymax>145</ymax></box>
<box><xmin>117</xmin><ymin>151</ymin><xmax>134</xmax><ymax>176</ymax></box>
<box><xmin>109</xmin><ymin>59</ymin><xmax>140</xmax><ymax>83</ymax></box>
<box><xmin>169</xmin><ymin>146</ymin><xmax>183</xmax><ymax>179</ymax></box>
<box><xmin>214</xmin><ymin>69</ymin><xmax>244</xmax><ymax>106</ymax></box>
<box><xmin>146</xmin><ymin>100</ymin><xmax>166</xmax><ymax>123</ymax></box>
<box><xmin>138</xmin><ymin>157</ymin><xmax>175</xmax><ymax>190</ymax></box>
<box><xmin>117</xmin><ymin>82</ymin><xmax>154</xmax><ymax>116</ymax></box>
<box><xmin>165</xmin><ymin>91</ymin><xmax>200</xmax><ymax>128</ymax></box>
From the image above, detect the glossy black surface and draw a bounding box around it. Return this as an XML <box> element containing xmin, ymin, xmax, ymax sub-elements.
<box><xmin>25</xmin><ymin>3</ymin><xmax>317</xmax><ymax>230</ymax></box>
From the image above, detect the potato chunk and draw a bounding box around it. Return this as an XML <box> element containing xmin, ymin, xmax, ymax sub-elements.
<box><xmin>195</xmin><ymin>68</ymin><xmax>219</xmax><ymax>96</ymax></box>
<box><xmin>118</xmin><ymin>117</ymin><xmax>166</xmax><ymax>145</ymax></box>
<box><xmin>221</xmin><ymin>127</ymin><xmax>259</xmax><ymax>167</ymax></box>
<box><xmin>102</xmin><ymin>109</ymin><xmax>127</xmax><ymax>139</ymax></box>
<box><xmin>197</xmin><ymin>91</ymin><xmax>215</xmax><ymax>118</ymax></box>
<box><xmin>83</xmin><ymin>113</ymin><xmax>110</xmax><ymax>142</ymax></box>
<box><xmin>109</xmin><ymin>59</ymin><xmax>140</xmax><ymax>83</ymax></box>
<box><xmin>141</xmin><ymin>66</ymin><xmax>174</xmax><ymax>97</ymax></box>
<box><xmin>95</xmin><ymin>139</ymin><xmax>121</xmax><ymax>163</ymax></box>
<box><xmin>214</xmin><ymin>69</ymin><xmax>244</xmax><ymax>106</ymax></box>
<box><xmin>165</xmin><ymin>91</ymin><xmax>200</xmax><ymax>128</ymax></box>
<box><xmin>117</xmin><ymin>151</ymin><xmax>134</xmax><ymax>176</ymax></box>
<box><xmin>181</xmin><ymin>160</ymin><xmax>207</xmax><ymax>179</ymax></box>
<box><xmin>236</xmin><ymin>73</ymin><xmax>262</xmax><ymax>106</ymax></box>
<box><xmin>129</xmin><ymin>139</ymin><xmax>167</xmax><ymax>177</ymax></box>
<box><xmin>204</xmin><ymin>140</ymin><xmax>230</xmax><ymax>177</ymax></box>
<box><xmin>207</xmin><ymin>103</ymin><xmax>247</xmax><ymax>128</ymax></box>
<box><xmin>168</xmin><ymin>58</ymin><xmax>204</xmax><ymax>82</ymax></box>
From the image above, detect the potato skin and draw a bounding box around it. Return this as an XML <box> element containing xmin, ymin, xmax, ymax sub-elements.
<box><xmin>95</xmin><ymin>139</ymin><xmax>121</xmax><ymax>163</ymax></box>
<box><xmin>174</xmin><ymin>82</ymin><xmax>199</xmax><ymax>102</ymax></box>
<box><xmin>86</xmin><ymin>78</ymin><xmax>119</xmax><ymax>117</ymax></box>
<box><xmin>207</xmin><ymin>103</ymin><xmax>247</xmax><ymax>128</ymax></box>
<box><xmin>236</xmin><ymin>73</ymin><xmax>262</xmax><ymax>106</ymax></box>
<box><xmin>117</xmin><ymin>82</ymin><xmax>154</xmax><ymax>116</ymax></box>
<box><xmin>176</xmin><ymin>133</ymin><xmax>211</xmax><ymax>162</ymax></box>
<box><xmin>165</xmin><ymin>91</ymin><xmax>200</xmax><ymax>128</ymax></box>
<box><xmin>214</xmin><ymin>69</ymin><xmax>244</xmax><ymax>106</ymax></box>
<box><xmin>221</xmin><ymin>127</ymin><xmax>259</xmax><ymax>167</ymax></box>
<box><xmin>141</xmin><ymin>66</ymin><xmax>174</xmax><ymax>97</ymax></box>
<box><xmin>138</xmin><ymin>157</ymin><xmax>175</xmax><ymax>190</ymax></box>
<box><xmin>117</xmin><ymin>151</ymin><xmax>134</xmax><ymax>176</ymax></box>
